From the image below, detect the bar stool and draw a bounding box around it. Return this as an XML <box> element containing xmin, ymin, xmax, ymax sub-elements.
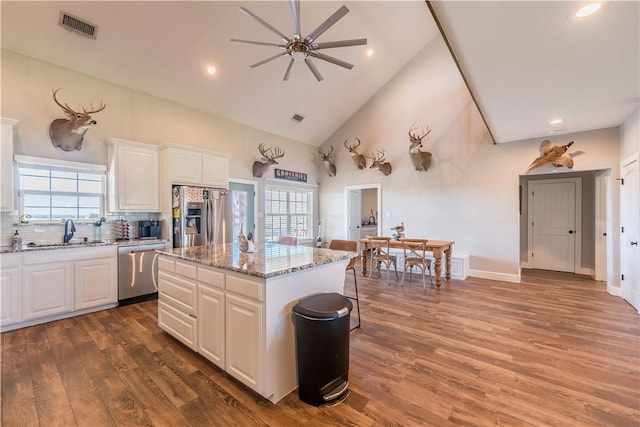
<box><xmin>329</xmin><ymin>239</ymin><xmax>360</xmax><ymax>330</ymax></box>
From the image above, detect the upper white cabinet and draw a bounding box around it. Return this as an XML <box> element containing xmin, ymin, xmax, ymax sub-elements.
<box><xmin>162</xmin><ymin>145</ymin><xmax>230</xmax><ymax>188</ymax></box>
<box><xmin>108</xmin><ymin>138</ymin><xmax>160</xmax><ymax>212</ymax></box>
<box><xmin>1</xmin><ymin>118</ymin><xmax>17</xmax><ymax>212</ymax></box>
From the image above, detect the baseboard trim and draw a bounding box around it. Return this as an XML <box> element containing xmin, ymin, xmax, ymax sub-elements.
<box><xmin>607</xmin><ymin>284</ymin><xmax>621</xmax><ymax>296</ymax></box>
<box><xmin>468</xmin><ymin>269</ymin><xmax>521</xmax><ymax>284</ymax></box>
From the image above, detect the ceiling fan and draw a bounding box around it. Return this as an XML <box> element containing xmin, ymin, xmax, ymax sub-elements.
<box><xmin>231</xmin><ymin>0</ymin><xmax>367</xmax><ymax>82</ymax></box>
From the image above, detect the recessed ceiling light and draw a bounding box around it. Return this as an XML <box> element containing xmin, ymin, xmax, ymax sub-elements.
<box><xmin>550</xmin><ymin>119</ymin><xmax>563</xmax><ymax>125</ymax></box>
<box><xmin>207</xmin><ymin>66</ymin><xmax>216</xmax><ymax>75</ymax></box>
<box><xmin>366</xmin><ymin>49</ymin><xmax>374</xmax><ymax>57</ymax></box>
<box><xmin>576</xmin><ymin>2</ymin><xmax>602</xmax><ymax>18</ymax></box>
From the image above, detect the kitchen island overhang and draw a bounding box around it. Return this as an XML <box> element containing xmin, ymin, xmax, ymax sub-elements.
<box><xmin>155</xmin><ymin>243</ymin><xmax>355</xmax><ymax>403</ymax></box>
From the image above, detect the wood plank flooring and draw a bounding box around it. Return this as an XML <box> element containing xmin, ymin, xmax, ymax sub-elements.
<box><xmin>2</xmin><ymin>269</ymin><xmax>639</xmax><ymax>426</ymax></box>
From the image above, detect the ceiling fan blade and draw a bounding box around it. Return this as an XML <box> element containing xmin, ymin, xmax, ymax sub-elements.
<box><xmin>230</xmin><ymin>39</ymin><xmax>287</xmax><ymax>48</ymax></box>
<box><xmin>305</xmin><ymin>5</ymin><xmax>349</xmax><ymax>43</ymax></box>
<box><xmin>289</xmin><ymin>0</ymin><xmax>301</xmax><ymax>40</ymax></box>
<box><xmin>239</xmin><ymin>6</ymin><xmax>290</xmax><ymax>43</ymax></box>
<box><xmin>313</xmin><ymin>38</ymin><xmax>367</xmax><ymax>50</ymax></box>
<box><xmin>250</xmin><ymin>51</ymin><xmax>289</xmax><ymax>68</ymax></box>
<box><xmin>283</xmin><ymin>58</ymin><xmax>295</xmax><ymax>81</ymax></box>
<box><xmin>304</xmin><ymin>57</ymin><xmax>324</xmax><ymax>82</ymax></box>
<box><xmin>309</xmin><ymin>51</ymin><xmax>353</xmax><ymax>70</ymax></box>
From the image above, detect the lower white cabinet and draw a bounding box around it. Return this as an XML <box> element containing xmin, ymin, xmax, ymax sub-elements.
<box><xmin>158</xmin><ymin>299</ymin><xmax>197</xmax><ymax>350</ymax></box>
<box><xmin>197</xmin><ymin>282</ymin><xmax>225</xmax><ymax>368</ymax></box>
<box><xmin>2</xmin><ymin>246</ymin><xmax>118</xmax><ymax>332</ymax></box>
<box><xmin>23</xmin><ymin>262</ymin><xmax>74</xmax><ymax>320</ymax></box>
<box><xmin>75</xmin><ymin>257</ymin><xmax>117</xmax><ymax>310</ymax></box>
<box><xmin>225</xmin><ymin>292</ymin><xmax>262</xmax><ymax>392</ymax></box>
<box><xmin>0</xmin><ymin>254</ymin><xmax>22</xmax><ymax>327</ymax></box>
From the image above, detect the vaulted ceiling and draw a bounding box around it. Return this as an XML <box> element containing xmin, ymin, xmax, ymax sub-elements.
<box><xmin>1</xmin><ymin>1</ymin><xmax>638</xmax><ymax>146</ymax></box>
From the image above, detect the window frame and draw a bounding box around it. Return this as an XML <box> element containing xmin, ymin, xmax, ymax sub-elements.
<box><xmin>264</xmin><ymin>182</ymin><xmax>316</xmax><ymax>243</ymax></box>
<box><xmin>15</xmin><ymin>155</ymin><xmax>107</xmax><ymax>223</ymax></box>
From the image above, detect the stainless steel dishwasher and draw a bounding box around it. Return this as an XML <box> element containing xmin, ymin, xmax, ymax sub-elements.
<box><xmin>118</xmin><ymin>241</ymin><xmax>166</xmax><ymax>305</ymax></box>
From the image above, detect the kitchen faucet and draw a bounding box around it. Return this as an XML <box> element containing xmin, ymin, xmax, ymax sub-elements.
<box><xmin>63</xmin><ymin>219</ymin><xmax>76</xmax><ymax>243</ymax></box>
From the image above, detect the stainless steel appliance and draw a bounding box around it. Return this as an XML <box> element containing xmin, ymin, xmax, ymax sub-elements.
<box><xmin>118</xmin><ymin>241</ymin><xmax>166</xmax><ymax>305</ymax></box>
<box><xmin>172</xmin><ymin>185</ymin><xmax>229</xmax><ymax>248</ymax></box>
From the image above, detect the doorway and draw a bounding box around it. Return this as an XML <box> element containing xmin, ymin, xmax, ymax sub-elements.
<box><xmin>345</xmin><ymin>184</ymin><xmax>381</xmax><ymax>241</ymax></box>
<box><xmin>228</xmin><ymin>179</ymin><xmax>257</xmax><ymax>242</ymax></box>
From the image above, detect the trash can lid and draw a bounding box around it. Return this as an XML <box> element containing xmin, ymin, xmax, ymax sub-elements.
<box><xmin>292</xmin><ymin>292</ymin><xmax>353</xmax><ymax>320</ymax></box>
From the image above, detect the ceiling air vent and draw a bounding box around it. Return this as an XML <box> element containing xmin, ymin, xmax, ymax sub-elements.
<box><xmin>58</xmin><ymin>11</ymin><xmax>98</xmax><ymax>39</ymax></box>
<box><xmin>292</xmin><ymin>114</ymin><xmax>305</xmax><ymax>122</ymax></box>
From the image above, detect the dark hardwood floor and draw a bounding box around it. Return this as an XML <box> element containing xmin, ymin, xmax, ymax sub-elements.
<box><xmin>2</xmin><ymin>269</ymin><xmax>639</xmax><ymax>426</ymax></box>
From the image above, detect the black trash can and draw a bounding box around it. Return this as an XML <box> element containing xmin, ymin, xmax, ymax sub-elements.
<box><xmin>292</xmin><ymin>292</ymin><xmax>353</xmax><ymax>406</ymax></box>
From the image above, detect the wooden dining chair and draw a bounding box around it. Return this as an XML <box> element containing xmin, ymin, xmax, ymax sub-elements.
<box><xmin>400</xmin><ymin>238</ymin><xmax>433</xmax><ymax>288</ymax></box>
<box><xmin>329</xmin><ymin>239</ymin><xmax>360</xmax><ymax>330</ymax></box>
<box><xmin>368</xmin><ymin>237</ymin><xmax>398</xmax><ymax>285</ymax></box>
<box><xmin>277</xmin><ymin>235</ymin><xmax>297</xmax><ymax>245</ymax></box>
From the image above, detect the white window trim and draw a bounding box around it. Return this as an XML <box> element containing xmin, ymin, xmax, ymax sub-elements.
<box><xmin>264</xmin><ymin>181</ymin><xmax>317</xmax><ymax>243</ymax></box>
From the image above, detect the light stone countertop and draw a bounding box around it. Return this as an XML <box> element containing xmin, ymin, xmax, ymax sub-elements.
<box><xmin>156</xmin><ymin>242</ymin><xmax>356</xmax><ymax>279</ymax></box>
<box><xmin>0</xmin><ymin>238</ymin><xmax>167</xmax><ymax>254</ymax></box>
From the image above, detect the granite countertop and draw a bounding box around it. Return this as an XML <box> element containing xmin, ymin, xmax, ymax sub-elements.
<box><xmin>156</xmin><ymin>243</ymin><xmax>356</xmax><ymax>279</ymax></box>
<box><xmin>0</xmin><ymin>238</ymin><xmax>168</xmax><ymax>254</ymax></box>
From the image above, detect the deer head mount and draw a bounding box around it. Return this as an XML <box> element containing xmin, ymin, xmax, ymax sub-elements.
<box><xmin>318</xmin><ymin>145</ymin><xmax>337</xmax><ymax>177</ymax></box>
<box><xmin>366</xmin><ymin>149</ymin><xmax>392</xmax><ymax>176</ymax></box>
<box><xmin>49</xmin><ymin>89</ymin><xmax>106</xmax><ymax>152</ymax></box>
<box><xmin>252</xmin><ymin>143</ymin><xmax>285</xmax><ymax>177</ymax></box>
<box><xmin>344</xmin><ymin>138</ymin><xmax>367</xmax><ymax>170</ymax></box>
<box><xmin>408</xmin><ymin>126</ymin><xmax>432</xmax><ymax>171</ymax></box>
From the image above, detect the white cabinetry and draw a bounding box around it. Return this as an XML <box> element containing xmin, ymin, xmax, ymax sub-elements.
<box><xmin>197</xmin><ymin>267</ymin><xmax>225</xmax><ymax>368</ymax></box>
<box><xmin>23</xmin><ymin>262</ymin><xmax>74</xmax><ymax>320</ymax></box>
<box><xmin>75</xmin><ymin>257</ymin><xmax>117</xmax><ymax>310</ymax></box>
<box><xmin>0</xmin><ymin>253</ymin><xmax>22</xmax><ymax>327</ymax></box>
<box><xmin>157</xmin><ymin>258</ymin><xmax>198</xmax><ymax>350</ymax></box>
<box><xmin>162</xmin><ymin>145</ymin><xmax>230</xmax><ymax>188</ymax></box>
<box><xmin>1</xmin><ymin>118</ymin><xmax>17</xmax><ymax>212</ymax></box>
<box><xmin>3</xmin><ymin>246</ymin><xmax>118</xmax><ymax>332</ymax></box>
<box><xmin>108</xmin><ymin>138</ymin><xmax>160</xmax><ymax>212</ymax></box>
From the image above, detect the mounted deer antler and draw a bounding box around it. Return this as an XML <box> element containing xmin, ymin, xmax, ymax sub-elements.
<box><xmin>318</xmin><ymin>145</ymin><xmax>337</xmax><ymax>177</ymax></box>
<box><xmin>344</xmin><ymin>138</ymin><xmax>367</xmax><ymax>170</ymax></box>
<box><xmin>365</xmin><ymin>149</ymin><xmax>392</xmax><ymax>176</ymax></box>
<box><xmin>49</xmin><ymin>88</ymin><xmax>106</xmax><ymax>152</ymax></box>
<box><xmin>408</xmin><ymin>126</ymin><xmax>432</xmax><ymax>171</ymax></box>
<box><xmin>252</xmin><ymin>143</ymin><xmax>285</xmax><ymax>177</ymax></box>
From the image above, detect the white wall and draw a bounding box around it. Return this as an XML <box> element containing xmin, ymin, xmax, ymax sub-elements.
<box><xmin>621</xmin><ymin>107</ymin><xmax>640</xmax><ymax>158</ymax></box>
<box><xmin>318</xmin><ymin>36</ymin><xmax>622</xmax><ymax>282</ymax></box>
<box><xmin>1</xmin><ymin>49</ymin><xmax>321</xmax><ymax>244</ymax></box>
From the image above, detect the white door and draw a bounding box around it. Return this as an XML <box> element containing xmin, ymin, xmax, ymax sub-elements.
<box><xmin>620</xmin><ymin>155</ymin><xmax>639</xmax><ymax>311</ymax></box>
<box><xmin>529</xmin><ymin>179</ymin><xmax>580</xmax><ymax>272</ymax></box>
<box><xmin>594</xmin><ymin>173</ymin><xmax>609</xmax><ymax>281</ymax></box>
<box><xmin>348</xmin><ymin>190</ymin><xmax>362</xmax><ymax>241</ymax></box>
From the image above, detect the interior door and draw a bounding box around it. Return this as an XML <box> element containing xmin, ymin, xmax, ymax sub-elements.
<box><xmin>229</xmin><ymin>182</ymin><xmax>255</xmax><ymax>240</ymax></box>
<box><xmin>348</xmin><ymin>190</ymin><xmax>361</xmax><ymax>241</ymax></box>
<box><xmin>620</xmin><ymin>155</ymin><xmax>639</xmax><ymax>311</ymax></box>
<box><xmin>529</xmin><ymin>179</ymin><xmax>578</xmax><ymax>272</ymax></box>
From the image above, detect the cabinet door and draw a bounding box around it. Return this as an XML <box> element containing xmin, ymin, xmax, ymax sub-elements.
<box><xmin>168</xmin><ymin>149</ymin><xmax>202</xmax><ymax>185</ymax></box>
<box><xmin>197</xmin><ymin>283</ymin><xmax>225</xmax><ymax>368</ymax></box>
<box><xmin>0</xmin><ymin>118</ymin><xmax>17</xmax><ymax>212</ymax></box>
<box><xmin>23</xmin><ymin>262</ymin><xmax>74</xmax><ymax>320</ymax></box>
<box><xmin>0</xmin><ymin>263</ymin><xmax>22</xmax><ymax>327</ymax></box>
<box><xmin>116</xmin><ymin>144</ymin><xmax>160</xmax><ymax>211</ymax></box>
<box><xmin>225</xmin><ymin>292</ymin><xmax>263</xmax><ymax>393</ymax></box>
<box><xmin>202</xmin><ymin>154</ymin><xmax>229</xmax><ymax>188</ymax></box>
<box><xmin>75</xmin><ymin>257</ymin><xmax>117</xmax><ymax>310</ymax></box>
<box><xmin>158</xmin><ymin>270</ymin><xmax>197</xmax><ymax>315</ymax></box>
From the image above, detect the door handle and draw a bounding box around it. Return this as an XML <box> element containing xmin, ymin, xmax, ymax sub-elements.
<box><xmin>631</xmin><ymin>241</ymin><xmax>638</xmax><ymax>246</ymax></box>
<box><xmin>568</xmin><ymin>230</ymin><xmax>574</xmax><ymax>234</ymax></box>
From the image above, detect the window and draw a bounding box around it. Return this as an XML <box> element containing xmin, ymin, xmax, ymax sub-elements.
<box><xmin>18</xmin><ymin>161</ymin><xmax>105</xmax><ymax>221</ymax></box>
<box><xmin>265</xmin><ymin>186</ymin><xmax>313</xmax><ymax>242</ymax></box>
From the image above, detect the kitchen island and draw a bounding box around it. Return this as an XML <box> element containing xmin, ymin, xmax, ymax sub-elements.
<box><xmin>155</xmin><ymin>243</ymin><xmax>354</xmax><ymax>404</ymax></box>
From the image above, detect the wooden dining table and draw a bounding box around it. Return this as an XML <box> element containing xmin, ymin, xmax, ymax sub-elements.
<box><xmin>358</xmin><ymin>238</ymin><xmax>455</xmax><ymax>287</ymax></box>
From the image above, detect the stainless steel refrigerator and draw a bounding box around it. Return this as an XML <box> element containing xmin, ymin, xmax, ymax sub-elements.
<box><xmin>172</xmin><ymin>185</ymin><xmax>229</xmax><ymax>248</ymax></box>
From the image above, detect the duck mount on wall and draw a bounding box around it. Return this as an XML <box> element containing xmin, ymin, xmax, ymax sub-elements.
<box><xmin>49</xmin><ymin>88</ymin><xmax>105</xmax><ymax>152</ymax></box>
